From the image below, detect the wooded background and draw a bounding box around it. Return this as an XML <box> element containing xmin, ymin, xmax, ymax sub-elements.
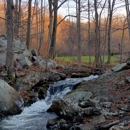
<box><xmin>2</xmin><ymin>0</ymin><xmax>130</xmax><ymax>71</ymax></box>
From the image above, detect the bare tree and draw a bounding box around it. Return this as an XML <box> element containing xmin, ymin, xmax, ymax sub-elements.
<box><xmin>87</xmin><ymin>0</ymin><xmax>91</xmax><ymax>67</ymax></box>
<box><xmin>94</xmin><ymin>0</ymin><xmax>100</xmax><ymax>67</ymax></box>
<box><xmin>48</xmin><ymin>0</ymin><xmax>67</xmax><ymax>59</ymax></box>
<box><xmin>107</xmin><ymin>0</ymin><xmax>116</xmax><ymax>63</ymax></box>
<box><xmin>120</xmin><ymin>19</ymin><xmax>126</xmax><ymax>63</ymax></box>
<box><xmin>37</xmin><ymin>0</ymin><xmax>44</xmax><ymax>55</ymax></box>
<box><xmin>49</xmin><ymin>0</ymin><xmax>58</xmax><ymax>59</ymax></box>
<box><xmin>76</xmin><ymin>0</ymin><xmax>82</xmax><ymax>70</ymax></box>
<box><xmin>14</xmin><ymin>0</ymin><xmax>21</xmax><ymax>39</ymax></box>
<box><xmin>125</xmin><ymin>0</ymin><xmax>130</xmax><ymax>39</ymax></box>
<box><xmin>47</xmin><ymin>0</ymin><xmax>53</xmax><ymax>59</ymax></box>
<box><xmin>26</xmin><ymin>0</ymin><xmax>32</xmax><ymax>49</ymax></box>
<box><xmin>6</xmin><ymin>0</ymin><xmax>14</xmax><ymax>74</ymax></box>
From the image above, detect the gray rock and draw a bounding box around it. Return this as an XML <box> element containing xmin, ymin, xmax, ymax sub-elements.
<box><xmin>49</xmin><ymin>73</ymin><xmax>61</xmax><ymax>82</ymax></box>
<box><xmin>124</xmin><ymin>96</ymin><xmax>130</xmax><ymax>103</ymax></box>
<box><xmin>23</xmin><ymin>49</ymin><xmax>31</xmax><ymax>57</ymax></box>
<box><xmin>0</xmin><ymin>52</ymin><xmax>6</xmax><ymax>66</ymax></box>
<box><xmin>111</xmin><ymin>63</ymin><xmax>130</xmax><ymax>72</ymax></box>
<box><xmin>79</xmin><ymin>101</ymin><xmax>93</xmax><ymax>108</ymax></box>
<box><xmin>82</xmin><ymin>122</ymin><xmax>96</xmax><ymax>130</ymax></box>
<box><xmin>117</xmin><ymin>80</ymin><xmax>125</xmax><ymax>86</ymax></box>
<box><xmin>13</xmin><ymin>40</ymin><xmax>27</xmax><ymax>51</ymax></box>
<box><xmin>109</xmin><ymin>125</ymin><xmax>129</xmax><ymax>130</ymax></box>
<box><xmin>46</xmin><ymin>117</ymin><xmax>59</xmax><ymax>129</ymax></box>
<box><xmin>92</xmin><ymin>115</ymin><xmax>106</xmax><ymax>125</ymax></box>
<box><xmin>64</xmin><ymin>91</ymin><xmax>93</xmax><ymax>104</ymax></box>
<box><xmin>101</xmin><ymin>108</ymin><xmax>119</xmax><ymax>116</ymax></box>
<box><xmin>0</xmin><ymin>79</ymin><xmax>24</xmax><ymax>117</ymax></box>
<box><xmin>100</xmin><ymin>102</ymin><xmax>112</xmax><ymax>108</ymax></box>
<box><xmin>47</xmin><ymin>59</ymin><xmax>58</xmax><ymax>70</ymax></box>
<box><xmin>0</xmin><ymin>34</ymin><xmax>7</xmax><ymax>40</ymax></box>
<box><xmin>102</xmin><ymin>120</ymin><xmax>119</xmax><ymax>129</ymax></box>
<box><xmin>118</xmin><ymin>105</ymin><xmax>130</xmax><ymax>112</ymax></box>
<box><xmin>126</xmin><ymin>76</ymin><xmax>130</xmax><ymax>83</ymax></box>
<box><xmin>19</xmin><ymin>56</ymin><xmax>32</xmax><ymax>68</ymax></box>
<box><xmin>0</xmin><ymin>37</ymin><xmax>32</xmax><ymax>68</ymax></box>
<box><xmin>70</xmin><ymin>125</ymin><xmax>83</xmax><ymax>130</ymax></box>
<box><xmin>0</xmin><ymin>38</ymin><xmax>7</xmax><ymax>48</ymax></box>
<box><xmin>59</xmin><ymin>73</ymin><xmax>66</xmax><ymax>80</ymax></box>
<box><xmin>82</xmin><ymin>107</ymin><xmax>101</xmax><ymax>116</ymax></box>
<box><xmin>18</xmin><ymin>71</ymin><xmax>41</xmax><ymax>92</ymax></box>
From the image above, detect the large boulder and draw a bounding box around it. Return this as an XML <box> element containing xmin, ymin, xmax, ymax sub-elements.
<box><xmin>0</xmin><ymin>79</ymin><xmax>24</xmax><ymax>117</ymax></box>
<box><xmin>0</xmin><ymin>36</ymin><xmax>32</xmax><ymax>68</ymax></box>
<box><xmin>18</xmin><ymin>71</ymin><xmax>41</xmax><ymax>92</ymax></box>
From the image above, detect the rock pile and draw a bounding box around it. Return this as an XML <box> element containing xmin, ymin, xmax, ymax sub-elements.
<box><xmin>47</xmin><ymin>64</ymin><xmax>130</xmax><ymax>130</ymax></box>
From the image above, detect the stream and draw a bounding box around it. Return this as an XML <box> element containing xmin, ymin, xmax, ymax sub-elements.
<box><xmin>0</xmin><ymin>75</ymin><xmax>98</xmax><ymax>130</ymax></box>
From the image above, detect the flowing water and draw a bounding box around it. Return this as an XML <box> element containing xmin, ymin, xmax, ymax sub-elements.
<box><xmin>0</xmin><ymin>75</ymin><xmax>98</xmax><ymax>130</ymax></box>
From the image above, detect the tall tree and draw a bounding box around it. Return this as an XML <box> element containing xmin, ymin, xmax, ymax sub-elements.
<box><xmin>87</xmin><ymin>0</ymin><xmax>91</xmax><ymax>67</ymax></box>
<box><xmin>49</xmin><ymin>0</ymin><xmax>58</xmax><ymax>59</ymax></box>
<box><xmin>47</xmin><ymin>0</ymin><xmax>53</xmax><ymax>59</ymax></box>
<box><xmin>125</xmin><ymin>0</ymin><xmax>130</xmax><ymax>39</ymax></box>
<box><xmin>76</xmin><ymin>0</ymin><xmax>82</xmax><ymax>69</ymax></box>
<box><xmin>26</xmin><ymin>0</ymin><xmax>32</xmax><ymax>49</ymax></box>
<box><xmin>37</xmin><ymin>0</ymin><xmax>44</xmax><ymax>55</ymax></box>
<box><xmin>94</xmin><ymin>0</ymin><xmax>100</xmax><ymax>67</ymax></box>
<box><xmin>107</xmin><ymin>0</ymin><xmax>116</xmax><ymax>63</ymax></box>
<box><xmin>48</xmin><ymin>0</ymin><xmax>67</xmax><ymax>59</ymax></box>
<box><xmin>6</xmin><ymin>0</ymin><xmax>14</xmax><ymax>74</ymax></box>
<box><xmin>14</xmin><ymin>0</ymin><xmax>21</xmax><ymax>39</ymax></box>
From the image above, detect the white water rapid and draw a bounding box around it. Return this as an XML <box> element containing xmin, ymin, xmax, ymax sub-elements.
<box><xmin>0</xmin><ymin>75</ymin><xmax>98</xmax><ymax>130</ymax></box>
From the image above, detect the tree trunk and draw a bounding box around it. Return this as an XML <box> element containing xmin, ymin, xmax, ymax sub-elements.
<box><xmin>107</xmin><ymin>0</ymin><xmax>116</xmax><ymax>64</ymax></box>
<box><xmin>26</xmin><ymin>0</ymin><xmax>32</xmax><ymax>49</ymax></box>
<box><xmin>120</xmin><ymin>19</ymin><xmax>126</xmax><ymax>63</ymax></box>
<box><xmin>35</xmin><ymin>0</ymin><xmax>39</xmax><ymax>50</ymax></box>
<box><xmin>49</xmin><ymin>0</ymin><xmax>58</xmax><ymax>59</ymax></box>
<box><xmin>47</xmin><ymin>0</ymin><xmax>53</xmax><ymax>58</ymax></box>
<box><xmin>14</xmin><ymin>0</ymin><xmax>18</xmax><ymax>39</ymax></box>
<box><xmin>87</xmin><ymin>0</ymin><xmax>91</xmax><ymax>67</ymax></box>
<box><xmin>76</xmin><ymin>0</ymin><xmax>82</xmax><ymax>70</ymax></box>
<box><xmin>125</xmin><ymin>0</ymin><xmax>130</xmax><ymax>39</ymax></box>
<box><xmin>94</xmin><ymin>0</ymin><xmax>100</xmax><ymax>67</ymax></box>
<box><xmin>6</xmin><ymin>0</ymin><xmax>14</xmax><ymax>74</ymax></box>
<box><xmin>37</xmin><ymin>0</ymin><xmax>44</xmax><ymax>55</ymax></box>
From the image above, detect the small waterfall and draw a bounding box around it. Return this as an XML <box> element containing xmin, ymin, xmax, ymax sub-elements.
<box><xmin>0</xmin><ymin>75</ymin><xmax>98</xmax><ymax>130</ymax></box>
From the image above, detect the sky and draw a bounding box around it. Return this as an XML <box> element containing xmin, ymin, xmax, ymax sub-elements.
<box><xmin>57</xmin><ymin>0</ymin><xmax>127</xmax><ymax>22</ymax></box>
<box><xmin>21</xmin><ymin>0</ymin><xmax>127</xmax><ymax>22</ymax></box>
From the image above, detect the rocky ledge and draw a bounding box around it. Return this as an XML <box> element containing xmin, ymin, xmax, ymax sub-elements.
<box><xmin>47</xmin><ymin>63</ymin><xmax>130</xmax><ymax>130</ymax></box>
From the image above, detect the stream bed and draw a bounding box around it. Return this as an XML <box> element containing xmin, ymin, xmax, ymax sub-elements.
<box><xmin>0</xmin><ymin>75</ymin><xmax>98</xmax><ymax>130</ymax></box>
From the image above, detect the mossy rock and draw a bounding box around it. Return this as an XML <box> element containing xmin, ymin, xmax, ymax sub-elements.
<box><xmin>38</xmin><ymin>87</ymin><xmax>48</xmax><ymax>99</ymax></box>
<box><xmin>81</xmin><ymin>71</ymin><xmax>90</xmax><ymax>77</ymax></box>
<box><xmin>38</xmin><ymin>87</ymin><xmax>47</xmax><ymax>94</ymax></box>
